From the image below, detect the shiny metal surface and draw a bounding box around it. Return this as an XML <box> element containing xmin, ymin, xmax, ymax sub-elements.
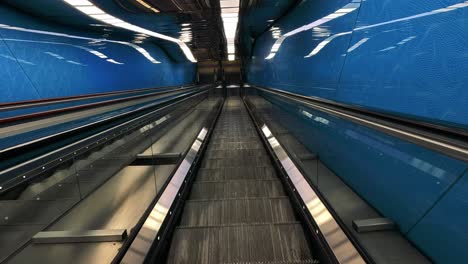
<box><xmin>32</xmin><ymin>229</ymin><xmax>127</xmax><ymax>244</ymax></box>
<box><xmin>244</xmin><ymin>94</ymin><xmax>432</xmax><ymax>263</ymax></box>
<box><xmin>352</xmin><ymin>218</ymin><xmax>395</xmax><ymax>233</ymax></box>
<box><xmin>3</xmin><ymin>96</ymin><xmax>220</xmax><ymax>263</ymax></box>
<box><xmin>121</xmin><ymin>128</ymin><xmax>208</xmax><ymax>264</ymax></box>
<box><xmin>261</xmin><ymin>123</ymin><xmax>366</xmax><ymax>264</ymax></box>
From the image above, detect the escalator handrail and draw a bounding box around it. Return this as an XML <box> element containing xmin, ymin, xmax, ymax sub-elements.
<box><xmin>0</xmin><ymin>84</ymin><xmax>199</xmax><ymax>111</ymax></box>
<box><xmin>113</xmin><ymin>97</ymin><xmax>224</xmax><ymax>264</ymax></box>
<box><xmin>0</xmin><ymin>85</ymin><xmax>208</xmax><ymax>124</ymax></box>
<box><xmin>249</xmin><ymin>85</ymin><xmax>468</xmax><ymax>162</ymax></box>
<box><xmin>0</xmin><ymin>86</ymin><xmax>207</xmax><ymax>154</ymax></box>
<box><xmin>0</xmin><ymin>87</ymin><xmax>212</xmax><ymax>194</ymax></box>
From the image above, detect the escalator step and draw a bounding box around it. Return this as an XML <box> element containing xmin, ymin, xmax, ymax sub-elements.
<box><xmin>200</xmin><ymin>156</ymin><xmax>271</xmax><ymax>169</ymax></box>
<box><xmin>207</xmin><ymin>141</ymin><xmax>263</xmax><ymax>151</ymax></box>
<box><xmin>163</xmin><ymin>99</ymin><xmax>313</xmax><ymax>264</ymax></box>
<box><xmin>203</xmin><ymin>149</ymin><xmax>267</xmax><ymax>159</ymax></box>
<box><xmin>166</xmin><ymin>223</ymin><xmax>314</xmax><ymax>264</ymax></box>
<box><xmin>210</xmin><ymin>137</ymin><xmax>259</xmax><ymax>144</ymax></box>
<box><xmin>197</xmin><ymin>166</ymin><xmax>276</xmax><ymax>181</ymax></box>
<box><xmin>189</xmin><ymin>179</ymin><xmax>285</xmax><ymax>200</ymax></box>
<box><xmin>179</xmin><ymin>197</ymin><xmax>296</xmax><ymax>227</ymax></box>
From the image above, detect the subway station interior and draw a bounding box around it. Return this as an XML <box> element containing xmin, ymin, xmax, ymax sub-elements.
<box><xmin>0</xmin><ymin>0</ymin><xmax>467</xmax><ymax>263</ymax></box>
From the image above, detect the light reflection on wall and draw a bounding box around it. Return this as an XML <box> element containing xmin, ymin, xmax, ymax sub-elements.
<box><xmin>346</xmin><ymin>37</ymin><xmax>369</xmax><ymax>53</ymax></box>
<box><xmin>265</xmin><ymin>0</ymin><xmax>362</xmax><ymax>60</ymax></box>
<box><xmin>66</xmin><ymin>60</ymin><xmax>86</xmax><ymax>66</ymax></box>
<box><xmin>0</xmin><ymin>24</ymin><xmax>160</xmax><ymax>64</ymax></box>
<box><xmin>345</xmin><ymin>129</ymin><xmax>447</xmax><ymax>181</ymax></box>
<box><xmin>3</xmin><ymin>38</ymin><xmax>125</xmax><ymax>65</ymax></box>
<box><xmin>0</xmin><ymin>54</ymin><xmax>35</xmax><ymax>66</ymax></box>
<box><xmin>305</xmin><ymin>1</ymin><xmax>468</xmax><ymax>57</ymax></box>
<box><xmin>300</xmin><ymin>108</ymin><xmax>330</xmax><ymax>125</ymax></box>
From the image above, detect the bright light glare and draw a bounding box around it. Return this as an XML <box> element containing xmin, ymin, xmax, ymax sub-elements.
<box><xmin>135</xmin><ymin>0</ymin><xmax>160</xmax><ymax>13</ymax></box>
<box><xmin>265</xmin><ymin>0</ymin><xmax>361</xmax><ymax>59</ymax></box>
<box><xmin>0</xmin><ymin>24</ymin><xmax>157</xmax><ymax>64</ymax></box>
<box><xmin>304</xmin><ymin>0</ymin><xmax>468</xmax><ymax>58</ymax></box>
<box><xmin>62</xmin><ymin>0</ymin><xmax>196</xmax><ymax>62</ymax></box>
<box><xmin>221</xmin><ymin>0</ymin><xmax>239</xmax><ymax>61</ymax></box>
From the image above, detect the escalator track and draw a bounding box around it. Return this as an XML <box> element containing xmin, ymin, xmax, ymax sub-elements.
<box><xmin>163</xmin><ymin>97</ymin><xmax>315</xmax><ymax>264</ymax></box>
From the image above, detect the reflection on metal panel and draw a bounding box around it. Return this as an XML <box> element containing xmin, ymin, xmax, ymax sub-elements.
<box><xmin>32</xmin><ymin>229</ymin><xmax>127</xmax><ymax>244</ymax></box>
<box><xmin>121</xmin><ymin>127</ymin><xmax>208</xmax><ymax>264</ymax></box>
<box><xmin>261</xmin><ymin>124</ymin><xmax>366</xmax><ymax>264</ymax></box>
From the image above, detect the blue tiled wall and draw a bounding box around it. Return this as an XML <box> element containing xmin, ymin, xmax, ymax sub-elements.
<box><xmin>246</xmin><ymin>0</ymin><xmax>468</xmax><ymax>262</ymax></box>
<box><xmin>408</xmin><ymin>169</ymin><xmax>468</xmax><ymax>262</ymax></box>
<box><xmin>0</xmin><ymin>5</ymin><xmax>196</xmax><ymax>103</ymax></box>
<box><xmin>247</xmin><ymin>0</ymin><xmax>468</xmax><ymax>129</ymax></box>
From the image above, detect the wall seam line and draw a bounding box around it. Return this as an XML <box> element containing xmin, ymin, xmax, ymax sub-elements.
<box><xmin>406</xmin><ymin>166</ymin><xmax>468</xmax><ymax>235</ymax></box>
<box><xmin>335</xmin><ymin>0</ymin><xmax>365</xmax><ymax>99</ymax></box>
<box><xmin>0</xmin><ymin>31</ymin><xmax>42</xmax><ymax>100</ymax></box>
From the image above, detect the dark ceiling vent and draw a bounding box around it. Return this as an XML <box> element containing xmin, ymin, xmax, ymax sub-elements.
<box><xmin>113</xmin><ymin>0</ymin><xmax>160</xmax><ymax>13</ymax></box>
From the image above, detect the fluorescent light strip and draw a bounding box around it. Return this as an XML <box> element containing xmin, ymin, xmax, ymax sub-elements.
<box><xmin>62</xmin><ymin>0</ymin><xmax>196</xmax><ymax>62</ymax></box>
<box><xmin>220</xmin><ymin>0</ymin><xmax>239</xmax><ymax>61</ymax></box>
<box><xmin>135</xmin><ymin>0</ymin><xmax>160</xmax><ymax>13</ymax></box>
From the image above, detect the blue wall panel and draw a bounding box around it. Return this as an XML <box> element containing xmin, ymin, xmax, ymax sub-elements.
<box><xmin>0</xmin><ymin>38</ymin><xmax>41</xmax><ymax>102</ymax></box>
<box><xmin>247</xmin><ymin>0</ymin><xmax>468</xmax><ymax>129</ymax></box>
<box><xmin>0</xmin><ymin>5</ymin><xmax>196</xmax><ymax>103</ymax></box>
<box><xmin>249</xmin><ymin>0</ymin><xmax>360</xmax><ymax>99</ymax></box>
<box><xmin>262</xmin><ymin>92</ymin><xmax>467</xmax><ymax>233</ymax></box>
<box><xmin>246</xmin><ymin>0</ymin><xmax>468</xmax><ymax>261</ymax></box>
<box><xmin>338</xmin><ymin>0</ymin><xmax>468</xmax><ymax>129</ymax></box>
<box><xmin>408</xmin><ymin>170</ymin><xmax>468</xmax><ymax>263</ymax></box>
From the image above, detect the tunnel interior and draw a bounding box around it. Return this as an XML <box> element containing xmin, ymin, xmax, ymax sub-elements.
<box><xmin>0</xmin><ymin>1</ymin><xmax>467</xmax><ymax>264</ymax></box>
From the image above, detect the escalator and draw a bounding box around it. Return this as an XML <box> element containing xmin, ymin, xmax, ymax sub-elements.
<box><xmin>163</xmin><ymin>97</ymin><xmax>315</xmax><ymax>263</ymax></box>
<box><xmin>1</xmin><ymin>91</ymin><xmax>435</xmax><ymax>264</ymax></box>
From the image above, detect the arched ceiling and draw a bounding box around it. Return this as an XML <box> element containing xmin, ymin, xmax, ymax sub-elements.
<box><xmin>3</xmin><ymin>0</ymin><xmax>298</xmax><ymax>62</ymax></box>
<box><xmin>3</xmin><ymin>0</ymin><xmax>226</xmax><ymax>62</ymax></box>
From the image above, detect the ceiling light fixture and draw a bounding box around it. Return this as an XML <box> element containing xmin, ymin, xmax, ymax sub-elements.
<box><xmin>62</xmin><ymin>0</ymin><xmax>197</xmax><ymax>62</ymax></box>
<box><xmin>135</xmin><ymin>0</ymin><xmax>160</xmax><ymax>13</ymax></box>
<box><xmin>220</xmin><ymin>0</ymin><xmax>239</xmax><ymax>61</ymax></box>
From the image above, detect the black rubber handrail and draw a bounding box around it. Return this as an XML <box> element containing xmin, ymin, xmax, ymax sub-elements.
<box><xmin>0</xmin><ymin>84</ymin><xmax>198</xmax><ymax>111</ymax></box>
<box><xmin>0</xmin><ymin>86</ymin><xmax>213</xmax><ymax>194</ymax></box>
<box><xmin>0</xmin><ymin>86</ymin><xmax>206</xmax><ymax>155</ymax></box>
<box><xmin>250</xmin><ymin>85</ymin><xmax>468</xmax><ymax>162</ymax></box>
<box><xmin>0</xmin><ymin>86</ymin><xmax>207</xmax><ymax>124</ymax></box>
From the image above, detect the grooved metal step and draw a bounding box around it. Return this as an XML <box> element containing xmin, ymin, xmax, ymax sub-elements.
<box><xmin>189</xmin><ymin>179</ymin><xmax>285</xmax><ymax>200</ymax></box>
<box><xmin>197</xmin><ymin>166</ymin><xmax>276</xmax><ymax>181</ymax></box>
<box><xmin>203</xmin><ymin>149</ymin><xmax>267</xmax><ymax>159</ymax></box>
<box><xmin>207</xmin><ymin>141</ymin><xmax>263</xmax><ymax>151</ymax></box>
<box><xmin>210</xmin><ymin>136</ymin><xmax>259</xmax><ymax>144</ymax></box>
<box><xmin>200</xmin><ymin>156</ymin><xmax>271</xmax><ymax>168</ymax></box>
<box><xmin>163</xmin><ymin>98</ymin><xmax>313</xmax><ymax>264</ymax></box>
<box><xmin>180</xmin><ymin>197</ymin><xmax>296</xmax><ymax>227</ymax></box>
<box><xmin>166</xmin><ymin>223</ymin><xmax>314</xmax><ymax>264</ymax></box>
